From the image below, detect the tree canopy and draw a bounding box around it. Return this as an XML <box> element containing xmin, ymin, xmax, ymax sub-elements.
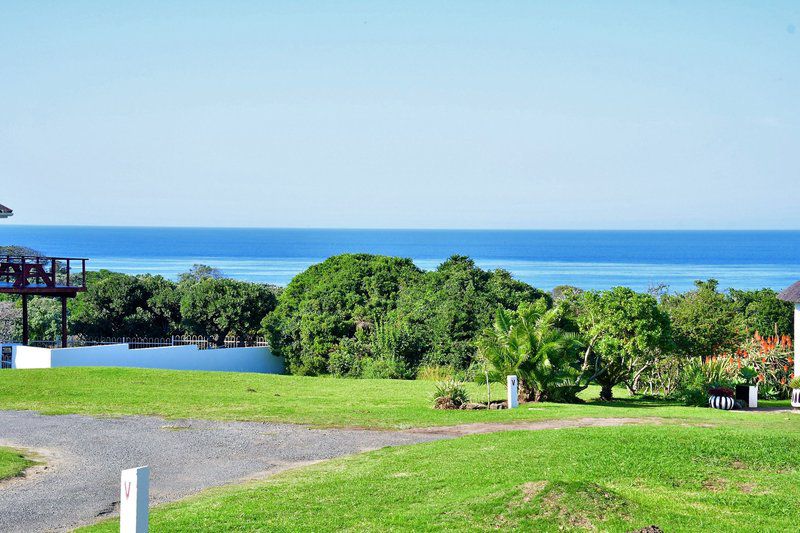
<box><xmin>578</xmin><ymin>286</ymin><xmax>673</xmax><ymax>400</ymax></box>
<box><xmin>661</xmin><ymin>279</ymin><xmax>742</xmax><ymax>360</ymax></box>
<box><xmin>263</xmin><ymin>254</ymin><xmax>423</xmax><ymax>374</ymax></box>
<box><xmin>181</xmin><ymin>277</ymin><xmax>277</xmax><ymax>346</ymax></box>
<box><xmin>389</xmin><ymin>256</ymin><xmax>550</xmax><ymax>369</ymax></box>
<box><xmin>71</xmin><ymin>271</ymin><xmax>183</xmax><ymax>338</ymax></box>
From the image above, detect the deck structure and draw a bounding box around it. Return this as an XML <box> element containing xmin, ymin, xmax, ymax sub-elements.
<box><xmin>0</xmin><ymin>256</ymin><xmax>88</xmax><ymax>346</ymax></box>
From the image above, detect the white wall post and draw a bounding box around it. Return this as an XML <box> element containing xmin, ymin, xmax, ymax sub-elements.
<box><xmin>507</xmin><ymin>375</ymin><xmax>519</xmax><ymax>409</ymax></box>
<box><xmin>120</xmin><ymin>466</ymin><xmax>149</xmax><ymax>533</ymax></box>
<box><xmin>747</xmin><ymin>386</ymin><xmax>758</xmax><ymax>409</ymax></box>
<box><xmin>794</xmin><ymin>304</ymin><xmax>800</xmax><ymax>379</ymax></box>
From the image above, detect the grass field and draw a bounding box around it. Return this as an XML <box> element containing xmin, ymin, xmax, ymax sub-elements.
<box><xmin>5</xmin><ymin>367</ymin><xmax>799</xmax><ymax>532</ymax></box>
<box><xmin>80</xmin><ymin>423</ymin><xmax>800</xmax><ymax>532</ymax></box>
<box><xmin>0</xmin><ymin>447</ymin><xmax>35</xmax><ymax>481</ymax></box>
<box><xmin>0</xmin><ymin>367</ymin><xmax>791</xmax><ymax>429</ymax></box>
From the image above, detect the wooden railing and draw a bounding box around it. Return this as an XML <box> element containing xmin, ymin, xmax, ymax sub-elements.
<box><xmin>0</xmin><ymin>256</ymin><xmax>88</xmax><ymax>290</ymax></box>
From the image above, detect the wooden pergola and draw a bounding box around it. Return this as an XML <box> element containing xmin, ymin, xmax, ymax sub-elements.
<box><xmin>0</xmin><ymin>256</ymin><xmax>88</xmax><ymax>347</ymax></box>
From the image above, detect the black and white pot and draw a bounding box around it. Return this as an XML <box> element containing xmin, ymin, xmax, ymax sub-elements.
<box><xmin>709</xmin><ymin>395</ymin><xmax>734</xmax><ymax>410</ymax></box>
<box><xmin>792</xmin><ymin>389</ymin><xmax>800</xmax><ymax>409</ymax></box>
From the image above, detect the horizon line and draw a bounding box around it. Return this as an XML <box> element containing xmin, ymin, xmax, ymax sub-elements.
<box><xmin>3</xmin><ymin>223</ymin><xmax>800</xmax><ymax>232</ymax></box>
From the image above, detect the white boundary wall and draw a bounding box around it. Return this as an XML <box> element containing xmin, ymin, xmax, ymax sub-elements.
<box><xmin>7</xmin><ymin>343</ymin><xmax>284</xmax><ymax>374</ymax></box>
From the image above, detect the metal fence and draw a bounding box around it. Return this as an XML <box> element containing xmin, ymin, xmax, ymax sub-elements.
<box><xmin>1</xmin><ymin>335</ymin><xmax>270</xmax><ymax>350</ymax></box>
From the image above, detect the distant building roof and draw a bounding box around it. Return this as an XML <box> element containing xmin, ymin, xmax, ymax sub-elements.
<box><xmin>0</xmin><ymin>204</ymin><xmax>12</xmax><ymax>218</ymax></box>
<box><xmin>778</xmin><ymin>281</ymin><xmax>800</xmax><ymax>303</ymax></box>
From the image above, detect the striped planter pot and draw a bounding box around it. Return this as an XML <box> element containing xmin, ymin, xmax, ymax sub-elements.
<box><xmin>708</xmin><ymin>395</ymin><xmax>734</xmax><ymax>410</ymax></box>
<box><xmin>792</xmin><ymin>389</ymin><xmax>800</xmax><ymax>409</ymax></box>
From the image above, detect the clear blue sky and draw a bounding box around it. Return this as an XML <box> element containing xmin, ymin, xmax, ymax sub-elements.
<box><xmin>1</xmin><ymin>1</ymin><xmax>798</xmax><ymax>229</ymax></box>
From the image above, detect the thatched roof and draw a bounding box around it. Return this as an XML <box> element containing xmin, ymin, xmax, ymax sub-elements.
<box><xmin>778</xmin><ymin>281</ymin><xmax>800</xmax><ymax>303</ymax></box>
<box><xmin>0</xmin><ymin>203</ymin><xmax>11</xmax><ymax>214</ymax></box>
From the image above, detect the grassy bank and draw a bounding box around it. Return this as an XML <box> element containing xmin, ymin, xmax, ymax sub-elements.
<box><xmin>0</xmin><ymin>447</ymin><xmax>35</xmax><ymax>481</ymax></box>
<box><xmin>0</xmin><ymin>367</ymin><xmax>792</xmax><ymax>429</ymax></box>
<box><xmin>81</xmin><ymin>423</ymin><xmax>800</xmax><ymax>532</ymax></box>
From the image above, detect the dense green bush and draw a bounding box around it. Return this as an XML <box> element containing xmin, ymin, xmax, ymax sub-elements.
<box><xmin>661</xmin><ymin>280</ymin><xmax>742</xmax><ymax>359</ymax></box>
<box><xmin>728</xmin><ymin>288</ymin><xmax>794</xmax><ymax>336</ymax></box>
<box><xmin>676</xmin><ymin>358</ymin><xmax>737</xmax><ymax>406</ymax></box>
<box><xmin>389</xmin><ymin>256</ymin><xmax>550</xmax><ymax>369</ymax></box>
<box><xmin>180</xmin><ymin>277</ymin><xmax>278</xmax><ymax>346</ymax></box>
<box><xmin>15</xmin><ymin>266</ymin><xmax>278</xmax><ymax>346</ymax></box>
<box><xmin>264</xmin><ymin>254</ymin><xmax>550</xmax><ymax>376</ymax></box>
<box><xmin>263</xmin><ymin>254</ymin><xmax>423</xmax><ymax>375</ymax></box>
<box><xmin>71</xmin><ymin>270</ymin><xmax>183</xmax><ymax>338</ymax></box>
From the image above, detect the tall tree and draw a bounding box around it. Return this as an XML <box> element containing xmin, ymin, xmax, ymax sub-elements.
<box><xmin>263</xmin><ymin>254</ymin><xmax>423</xmax><ymax>374</ymax></box>
<box><xmin>728</xmin><ymin>288</ymin><xmax>793</xmax><ymax>337</ymax></box>
<box><xmin>71</xmin><ymin>270</ymin><xmax>183</xmax><ymax>338</ymax></box>
<box><xmin>662</xmin><ymin>279</ymin><xmax>742</xmax><ymax>360</ymax></box>
<box><xmin>181</xmin><ymin>278</ymin><xmax>277</xmax><ymax>346</ymax></box>
<box><xmin>390</xmin><ymin>256</ymin><xmax>550</xmax><ymax>369</ymax></box>
<box><xmin>578</xmin><ymin>287</ymin><xmax>673</xmax><ymax>400</ymax></box>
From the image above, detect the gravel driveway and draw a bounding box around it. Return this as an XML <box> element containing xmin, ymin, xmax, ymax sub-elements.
<box><xmin>0</xmin><ymin>411</ymin><xmax>442</xmax><ymax>532</ymax></box>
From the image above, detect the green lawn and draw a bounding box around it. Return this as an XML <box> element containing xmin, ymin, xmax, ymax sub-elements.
<box><xmin>0</xmin><ymin>367</ymin><xmax>791</xmax><ymax>429</ymax></box>
<box><xmin>81</xmin><ymin>423</ymin><xmax>800</xmax><ymax>532</ymax></box>
<box><xmin>0</xmin><ymin>447</ymin><xmax>35</xmax><ymax>481</ymax></box>
<box><xmin>5</xmin><ymin>367</ymin><xmax>800</xmax><ymax>531</ymax></box>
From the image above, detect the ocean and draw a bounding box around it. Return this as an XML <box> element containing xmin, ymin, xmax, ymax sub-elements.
<box><xmin>1</xmin><ymin>226</ymin><xmax>798</xmax><ymax>292</ymax></box>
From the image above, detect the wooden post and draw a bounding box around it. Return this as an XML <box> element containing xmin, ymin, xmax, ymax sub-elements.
<box><xmin>61</xmin><ymin>296</ymin><xmax>68</xmax><ymax>348</ymax></box>
<box><xmin>21</xmin><ymin>294</ymin><xmax>29</xmax><ymax>346</ymax></box>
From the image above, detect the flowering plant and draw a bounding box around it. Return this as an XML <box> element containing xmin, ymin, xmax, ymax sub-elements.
<box><xmin>727</xmin><ymin>333</ymin><xmax>793</xmax><ymax>399</ymax></box>
<box><xmin>708</xmin><ymin>386</ymin><xmax>734</xmax><ymax>398</ymax></box>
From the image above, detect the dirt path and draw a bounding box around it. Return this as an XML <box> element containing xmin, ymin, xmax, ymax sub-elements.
<box><xmin>0</xmin><ymin>411</ymin><xmax>650</xmax><ymax>532</ymax></box>
<box><xmin>407</xmin><ymin>416</ymin><xmax>656</xmax><ymax>437</ymax></box>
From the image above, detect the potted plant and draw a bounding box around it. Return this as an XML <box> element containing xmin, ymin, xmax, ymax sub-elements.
<box><xmin>735</xmin><ymin>366</ymin><xmax>758</xmax><ymax>409</ymax></box>
<box><xmin>708</xmin><ymin>386</ymin><xmax>735</xmax><ymax>410</ymax></box>
<box><xmin>790</xmin><ymin>377</ymin><xmax>800</xmax><ymax>409</ymax></box>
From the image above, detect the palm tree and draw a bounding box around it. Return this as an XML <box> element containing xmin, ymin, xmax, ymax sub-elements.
<box><xmin>478</xmin><ymin>299</ymin><xmax>584</xmax><ymax>402</ymax></box>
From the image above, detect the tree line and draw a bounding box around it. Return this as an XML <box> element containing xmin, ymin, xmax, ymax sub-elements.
<box><xmin>1</xmin><ymin>251</ymin><xmax>793</xmax><ymax>401</ymax></box>
<box><xmin>0</xmin><ymin>262</ymin><xmax>279</xmax><ymax>346</ymax></box>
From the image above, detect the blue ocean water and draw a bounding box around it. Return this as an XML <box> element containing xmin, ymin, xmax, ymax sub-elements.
<box><xmin>1</xmin><ymin>226</ymin><xmax>799</xmax><ymax>292</ymax></box>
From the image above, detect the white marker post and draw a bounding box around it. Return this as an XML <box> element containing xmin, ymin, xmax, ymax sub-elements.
<box><xmin>120</xmin><ymin>466</ymin><xmax>149</xmax><ymax>533</ymax></box>
<box><xmin>507</xmin><ymin>375</ymin><xmax>519</xmax><ymax>409</ymax></box>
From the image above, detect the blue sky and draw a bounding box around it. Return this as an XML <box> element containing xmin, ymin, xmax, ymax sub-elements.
<box><xmin>1</xmin><ymin>1</ymin><xmax>798</xmax><ymax>229</ymax></box>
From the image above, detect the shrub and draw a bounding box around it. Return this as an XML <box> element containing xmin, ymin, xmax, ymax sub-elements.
<box><xmin>432</xmin><ymin>380</ymin><xmax>469</xmax><ymax>409</ymax></box>
<box><xmin>789</xmin><ymin>377</ymin><xmax>800</xmax><ymax>389</ymax></box>
<box><xmin>733</xmin><ymin>333</ymin><xmax>794</xmax><ymax>399</ymax></box>
<box><xmin>360</xmin><ymin>356</ymin><xmax>411</xmax><ymax>380</ymax></box>
<box><xmin>327</xmin><ymin>337</ymin><xmax>366</xmax><ymax>377</ymax></box>
<box><xmin>676</xmin><ymin>358</ymin><xmax>736</xmax><ymax>406</ymax></box>
<box><xmin>417</xmin><ymin>365</ymin><xmax>458</xmax><ymax>381</ymax></box>
<box><xmin>263</xmin><ymin>254</ymin><xmax>423</xmax><ymax>375</ymax></box>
